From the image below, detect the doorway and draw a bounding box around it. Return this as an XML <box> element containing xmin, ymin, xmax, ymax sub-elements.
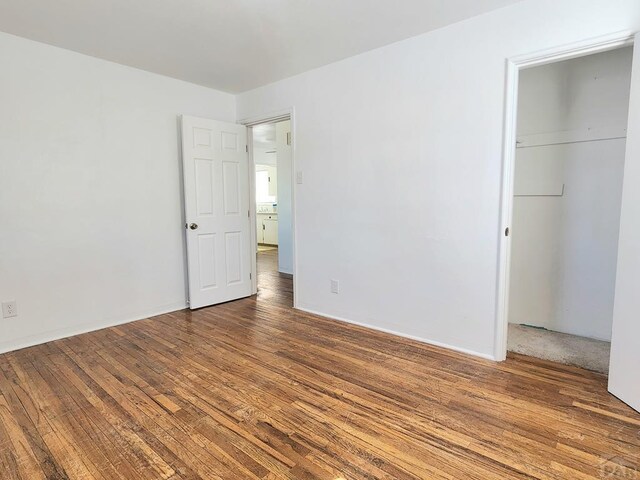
<box><xmin>247</xmin><ymin>117</ymin><xmax>295</xmax><ymax>307</ymax></box>
<box><xmin>496</xmin><ymin>37</ymin><xmax>635</xmax><ymax>378</ymax></box>
<box><xmin>506</xmin><ymin>46</ymin><xmax>633</xmax><ymax>374</ymax></box>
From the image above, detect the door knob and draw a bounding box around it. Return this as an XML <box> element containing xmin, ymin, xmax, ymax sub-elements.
<box><xmin>189</xmin><ymin>223</ymin><xmax>198</xmax><ymax>230</ymax></box>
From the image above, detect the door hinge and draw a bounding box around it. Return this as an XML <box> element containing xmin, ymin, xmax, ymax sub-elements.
<box><xmin>246</xmin><ymin>145</ymin><xmax>248</xmax><ymax>152</ymax></box>
<box><xmin>249</xmin><ymin>273</ymin><xmax>252</xmax><ymax>280</ymax></box>
<box><xmin>247</xmin><ymin>210</ymin><xmax>250</xmax><ymax>218</ymax></box>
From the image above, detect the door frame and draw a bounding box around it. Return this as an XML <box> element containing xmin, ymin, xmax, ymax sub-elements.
<box><xmin>239</xmin><ymin>108</ymin><xmax>298</xmax><ymax>308</ymax></box>
<box><xmin>494</xmin><ymin>31</ymin><xmax>635</xmax><ymax>361</ymax></box>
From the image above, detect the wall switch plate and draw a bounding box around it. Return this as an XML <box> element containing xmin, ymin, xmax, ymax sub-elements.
<box><xmin>330</xmin><ymin>279</ymin><xmax>339</xmax><ymax>294</ymax></box>
<box><xmin>2</xmin><ymin>301</ymin><xmax>17</xmax><ymax>318</ymax></box>
<box><xmin>296</xmin><ymin>171</ymin><xmax>303</xmax><ymax>184</ymax></box>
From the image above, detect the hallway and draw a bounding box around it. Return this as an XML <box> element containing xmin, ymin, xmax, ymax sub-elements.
<box><xmin>256</xmin><ymin>247</ymin><xmax>293</xmax><ymax>308</ymax></box>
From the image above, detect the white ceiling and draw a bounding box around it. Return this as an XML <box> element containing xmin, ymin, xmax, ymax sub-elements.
<box><xmin>0</xmin><ymin>0</ymin><xmax>523</xmax><ymax>93</ymax></box>
<box><xmin>253</xmin><ymin>123</ymin><xmax>277</xmax><ymax>149</ymax></box>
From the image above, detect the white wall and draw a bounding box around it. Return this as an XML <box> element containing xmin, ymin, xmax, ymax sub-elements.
<box><xmin>237</xmin><ymin>0</ymin><xmax>640</xmax><ymax>358</ymax></box>
<box><xmin>253</xmin><ymin>147</ymin><xmax>277</xmax><ymax>166</ymax></box>
<box><xmin>509</xmin><ymin>48</ymin><xmax>632</xmax><ymax>341</ymax></box>
<box><xmin>0</xmin><ymin>32</ymin><xmax>235</xmax><ymax>353</ymax></box>
<box><xmin>276</xmin><ymin>120</ymin><xmax>293</xmax><ymax>274</ymax></box>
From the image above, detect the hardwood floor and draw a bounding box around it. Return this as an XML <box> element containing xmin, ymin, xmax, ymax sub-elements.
<box><xmin>255</xmin><ymin>248</ymin><xmax>293</xmax><ymax>308</ymax></box>
<box><xmin>1</xmin><ymin>251</ymin><xmax>638</xmax><ymax>479</ymax></box>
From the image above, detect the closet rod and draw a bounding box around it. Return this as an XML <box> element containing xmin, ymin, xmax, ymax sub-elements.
<box><xmin>516</xmin><ymin>135</ymin><xmax>626</xmax><ymax>149</ymax></box>
<box><xmin>514</xmin><ymin>184</ymin><xmax>565</xmax><ymax>197</ymax></box>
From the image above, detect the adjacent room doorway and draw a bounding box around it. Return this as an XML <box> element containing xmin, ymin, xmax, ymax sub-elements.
<box><xmin>180</xmin><ymin>113</ymin><xmax>297</xmax><ymax>310</ymax></box>
<box><xmin>247</xmin><ymin>117</ymin><xmax>295</xmax><ymax>307</ymax></box>
<box><xmin>496</xmin><ymin>32</ymin><xmax>639</xmax><ymax>412</ymax></box>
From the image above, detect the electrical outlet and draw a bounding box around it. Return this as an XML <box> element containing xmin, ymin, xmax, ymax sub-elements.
<box><xmin>2</xmin><ymin>301</ymin><xmax>17</xmax><ymax>318</ymax></box>
<box><xmin>330</xmin><ymin>279</ymin><xmax>339</xmax><ymax>294</ymax></box>
<box><xmin>296</xmin><ymin>171</ymin><xmax>303</xmax><ymax>184</ymax></box>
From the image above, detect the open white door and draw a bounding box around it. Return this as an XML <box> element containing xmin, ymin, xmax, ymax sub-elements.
<box><xmin>181</xmin><ymin>115</ymin><xmax>252</xmax><ymax>309</ymax></box>
<box><xmin>608</xmin><ymin>36</ymin><xmax>640</xmax><ymax>413</ymax></box>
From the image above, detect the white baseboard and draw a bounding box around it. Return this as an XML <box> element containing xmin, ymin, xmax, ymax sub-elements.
<box><xmin>1</xmin><ymin>300</ymin><xmax>496</xmax><ymax>362</ymax></box>
<box><xmin>0</xmin><ymin>301</ymin><xmax>187</xmax><ymax>355</ymax></box>
<box><xmin>296</xmin><ymin>306</ymin><xmax>496</xmax><ymax>361</ymax></box>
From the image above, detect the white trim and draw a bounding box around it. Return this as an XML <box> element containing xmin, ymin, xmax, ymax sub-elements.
<box><xmin>241</xmin><ymin>108</ymin><xmax>298</xmax><ymax>308</ymax></box>
<box><xmin>512</xmin><ymin>31</ymin><xmax>634</xmax><ymax>69</ymax></box>
<box><xmin>495</xmin><ymin>58</ymin><xmax>520</xmax><ymax>361</ymax></box>
<box><xmin>298</xmin><ymin>306</ymin><xmax>495</xmax><ymax>361</ymax></box>
<box><xmin>494</xmin><ymin>31</ymin><xmax>635</xmax><ymax>361</ymax></box>
<box><xmin>0</xmin><ymin>301</ymin><xmax>187</xmax><ymax>355</ymax></box>
<box><xmin>247</xmin><ymin>127</ymin><xmax>258</xmax><ymax>295</ymax></box>
<box><xmin>238</xmin><ymin>109</ymin><xmax>294</xmax><ymax>127</ymax></box>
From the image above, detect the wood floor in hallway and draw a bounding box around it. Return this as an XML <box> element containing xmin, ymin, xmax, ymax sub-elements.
<box><xmin>0</xmin><ymin>250</ymin><xmax>638</xmax><ymax>479</ymax></box>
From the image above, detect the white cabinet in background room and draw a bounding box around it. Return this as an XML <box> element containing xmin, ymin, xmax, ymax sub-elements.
<box><xmin>256</xmin><ymin>208</ymin><xmax>278</xmax><ymax>245</ymax></box>
<box><xmin>256</xmin><ymin>165</ymin><xmax>277</xmax><ymax>201</ymax></box>
<box><xmin>263</xmin><ymin>217</ymin><xmax>278</xmax><ymax>245</ymax></box>
<box><xmin>268</xmin><ymin>167</ymin><xmax>277</xmax><ymax>197</ymax></box>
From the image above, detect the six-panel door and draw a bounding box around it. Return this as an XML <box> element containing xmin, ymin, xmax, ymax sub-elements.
<box><xmin>181</xmin><ymin>116</ymin><xmax>252</xmax><ymax>309</ymax></box>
